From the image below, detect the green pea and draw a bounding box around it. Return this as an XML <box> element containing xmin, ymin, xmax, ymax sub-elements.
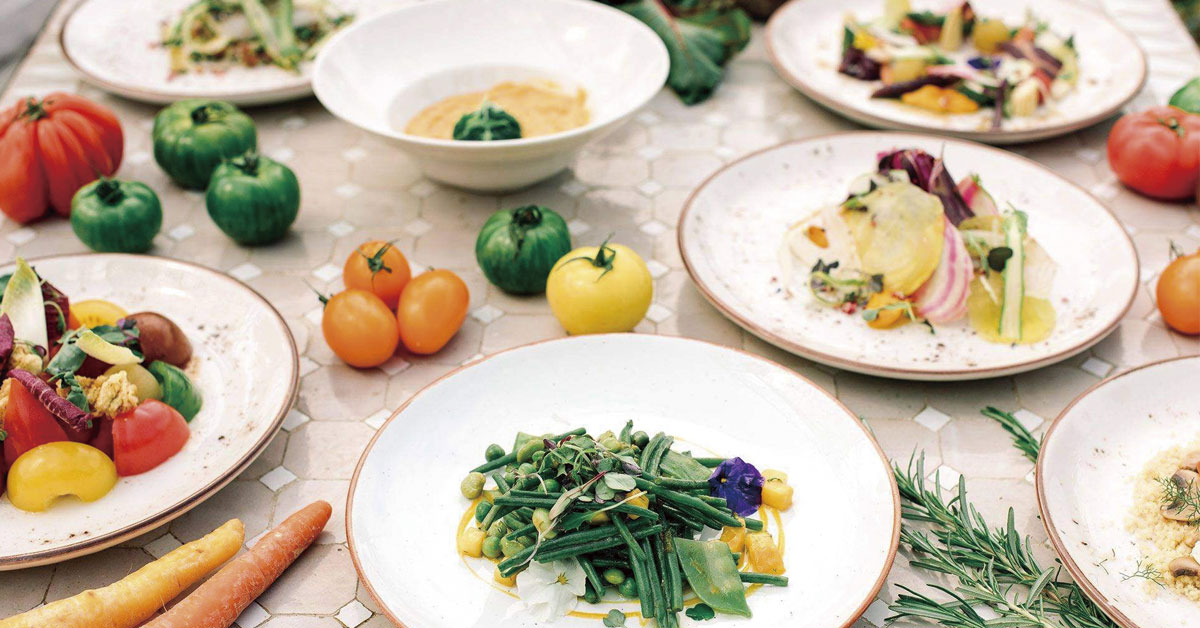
<box><xmin>503</xmin><ymin>470</ymin><xmax>517</xmax><ymax>486</ymax></box>
<box><xmin>474</xmin><ymin>501</ymin><xmax>493</xmax><ymax>523</ymax></box>
<box><xmin>485</xmin><ymin>444</ymin><xmax>505</xmax><ymax>461</ymax></box>
<box><xmin>517</xmin><ymin>463</ymin><xmax>537</xmax><ymax>476</ymax></box>
<box><xmin>516</xmin><ymin>439</ymin><xmax>544</xmax><ymax>463</ymax></box>
<box><xmin>618</xmin><ymin>577</ymin><xmax>638</xmax><ymax>598</ymax></box>
<box><xmin>460</xmin><ymin>472</ymin><xmax>486</xmax><ymax>499</ymax></box>
<box><xmin>632</xmin><ymin>431</ymin><xmax>649</xmax><ymax>449</ymax></box>
<box><xmin>482</xmin><ymin>536</ymin><xmax>503</xmax><ymax>559</ymax></box>
<box><xmin>501</xmin><ymin>538</ymin><xmax>524</xmax><ymax>558</ymax></box>
<box><xmin>602</xmin><ymin>568</ymin><xmax>626</xmax><ymax>586</ymax></box>
<box><xmin>487</xmin><ymin>519</ymin><xmax>508</xmax><ymax>537</ymax></box>
<box><xmin>543</xmin><ymin>478</ymin><xmax>561</xmax><ymax>493</ymax></box>
<box><xmin>583</xmin><ymin>584</ymin><xmax>601</xmax><ymax>605</ymax></box>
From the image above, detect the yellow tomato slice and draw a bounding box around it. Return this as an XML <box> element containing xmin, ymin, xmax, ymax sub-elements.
<box><xmin>70</xmin><ymin>299</ymin><xmax>128</xmax><ymax>329</ymax></box>
<box><xmin>842</xmin><ymin>182</ymin><xmax>945</xmax><ymax>296</ymax></box>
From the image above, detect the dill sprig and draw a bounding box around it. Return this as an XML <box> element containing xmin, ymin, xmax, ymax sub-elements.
<box><xmin>888</xmin><ymin>454</ymin><xmax>1119</xmax><ymax>628</ymax></box>
<box><xmin>981</xmin><ymin>406</ymin><xmax>1041</xmax><ymax>464</ymax></box>
<box><xmin>1119</xmin><ymin>559</ymin><xmax>1165</xmax><ymax>588</ymax></box>
<box><xmin>1156</xmin><ymin>474</ymin><xmax>1200</xmax><ymax>523</ymax></box>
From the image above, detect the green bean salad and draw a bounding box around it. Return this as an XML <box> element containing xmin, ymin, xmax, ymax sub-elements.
<box><xmin>456</xmin><ymin>422</ymin><xmax>796</xmax><ymax>626</ymax></box>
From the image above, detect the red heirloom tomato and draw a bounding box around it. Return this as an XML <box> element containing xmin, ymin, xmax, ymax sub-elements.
<box><xmin>1107</xmin><ymin>106</ymin><xmax>1200</xmax><ymax>201</ymax></box>
<box><xmin>112</xmin><ymin>400</ymin><xmax>190</xmax><ymax>476</ymax></box>
<box><xmin>2</xmin><ymin>380</ymin><xmax>68</xmax><ymax>474</ymax></box>
<box><xmin>0</xmin><ymin>93</ymin><xmax>124</xmax><ymax>222</ymax></box>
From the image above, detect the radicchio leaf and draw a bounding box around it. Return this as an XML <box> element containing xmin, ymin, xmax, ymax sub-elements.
<box><xmin>991</xmin><ymin>79</ymin><xmax>1008</xmax><ymax>130</ymax></box>
<box><xmin>7</xmin><ymin>368</ymin><xmax>90</xmax><ymax>430</ymax></box>
<box><xmin>870</xmin><ymin>75</ymin><xmax>958</xmax><ymax>99</ymax></box>
<box><xmin>999</xmin><ymin>41</ymin><xmax>1062</xmax><ymax>77</ymax></box>
<box><xmin>877</xmin><ymin>149</ymin><xmax>975</xmax><ymax>226</ymax></box>
<box><xmin>707</xmin><ymin>457</ymin><xmax>764</xmax><ymax>517</ymax></box>
<box><xmin>838</xmin><ymin>47</ymin><xmax>881</xmax><ymax>81</ymax></box>
<box><xmin>41</xmin><ymin>279</ymin><xmax>70</xmax><ymax>346</ymax></box>
<box><xmin>0</xmin><ymin>314</ymin><xmax>13</xmax><ymax>373</ymax></box>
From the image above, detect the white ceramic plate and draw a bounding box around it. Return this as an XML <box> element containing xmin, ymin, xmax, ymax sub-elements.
<box><xmin>1038</xmin><ymin>356</ymin><xmax>1200</xmax><ymax>628</ymax></box>
<box><xmin>0</xmin><ymin>254</ymin><xmax>298</xmax><ymax>569</ymax></box>
<box><xmin>59</xmin><ymin>0</ymin><xmax>400</xmax><ymax>106</ymax></box>
<box><xmin>313</xmin><ymin>0</ymin><xmax>668</xmax><ymax>191</ymax></box>
<box><xmin>348</xmin><ymin>334</ymin><xmax>899</xmax><ymax>628</ymax></box>
<box><xmin>765</xmin><ymin>0</ymin><xmax>1146</xmax><ymax>144</ymax></box>
<box><xmin>677</xmin><ymin>132</ymin><xmax>1137</xmax><ymax>381</ymax></box>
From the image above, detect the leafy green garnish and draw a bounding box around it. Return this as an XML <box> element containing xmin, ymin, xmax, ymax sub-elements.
<box><xmin>602</xmin><ymin>609</ymin><xmax>626</xmax><ymax>627</ymax></box>
<box><xmin>616</xmin><ymin>0</ymin><xmax>750</xmax><ymax>105</ymax></box>
<box><xmin>905</xmin><ymin>10</ymin><xmax>945</xmax><ymax>26</ymax></box>
<box><xmin>685</xmin><ymin>603</ymin><xmax>716</xmax><ymax>621</ymax></box>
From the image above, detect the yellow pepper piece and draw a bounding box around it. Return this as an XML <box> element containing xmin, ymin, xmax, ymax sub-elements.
<box><xmin>626</xmin><ymin>491</ymin><xmax>650</xmax><ymax>519</ymax></box>
<box><xmin>745</xmin><ymin>531</ymin><xmax>786</xmax><ymax>575</ymax></box>
<box><xmin>719</xmin><ymin>525</ymin><xmax>747</xmax><ymax>554</ymax></box>
<box><xmin>6</xmin><ymin>442</ymin><xmax>118</xmax><ymax>512</ymax></box>
<box><xmin>900</xmin><ymin>85</ymin><xmax>980</xmax><ymax>114</ymax></box>
<box><xmin>589</xmin><ymin>511</ymin><xmax>610</xmax><ymax>525</ymax></box>
<box><xmin>458</xmin><ymin>527</ymin><xmax>486</xmax><ymax>557</ymax></box>
<box><xmin>852</xmin><ymin>29</ymin><xmax>877</xmax><ymax>50</ymax></box>
<box><xmin>762</xmin><ymin>481</ymin><xmax>794</xmax><ymax>510</ymax></box>
<box><xmin>494</xmin><ymin>564</ymin><xmax>518</xmax><ymax>586</ymax></box>
<box><xmin>865</xmin><ymin>292</ymin><xmax>910</xmax><ymax>330</ymax></box>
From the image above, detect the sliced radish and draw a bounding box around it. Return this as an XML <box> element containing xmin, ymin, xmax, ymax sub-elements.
<box><xmin>957</xmin><ymin>176</ymin><xmax>998</xmax><ymax>216</ymax></box>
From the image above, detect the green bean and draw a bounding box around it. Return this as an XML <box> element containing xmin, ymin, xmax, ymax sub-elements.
<box><xmin>612</xmin><ymin>515</ymin><xmax>646</xmax><ymax>562</ymax></box>
<box><xmin>744</xmin><ymin>518</ymin><xmax>764</xmax><ymax>531</ymax></box>
<box><xmin>647</xmin><ymin>436</ymin><xmax>673</xmax><ymax>476</ymax></box>
<box><xmin>577</xmin><ymin>555</ymin><xmax>606</xmax><ymax>594</ymax></box>
<box><xmin>618</xmin><ymin>421</ymin><xmax>633</xmax><ymax>445</ymax></box>
<box><xmin>635</xmin><ymin>478</ymin><xmax>742</xmax><ymax>528</ymax></box>
<box><xmin>491</xmin><ymin>472</ymin><xmax>511</xmax><ymax>493</ymax></box>
<box><xmin>531</xmin><ymin>524</ymin><xmax>663</xmax><ymax>564</ymax></box>
<box><xmin>693</xmin><ymin>457</ymin><xmax>726</xmax><ymax>467</ymax></box>
<box><xmin>639</xmin><ymin>433</ymin><xmax>666</xmax><ymax>469</ymax></box>
<box><xmin>663</xmin><ymin>533</ymin><xmax>684</xmax><ymax>612</ymax></box>
<box><xmin>509</xmin><ymin>489</ymin><xmax>564</xmax><ymax>499</ymax></box>
<box><xmin>660</xmin><ymin>504</ymin><xmax>705</xmax><ymax>533</ymax></box>
<box><xmin>739</xmin><ymin>572</ymin><xmax>789</xmax><ymax>586</ymax></box>
<box><xmin>654</xmin><ymin>478</ymin><xmax>709</xmax><ymax>491</ymax></box>
<box><xmin>474</xmin><ymin>501</ymin><xmax>492</xmax><ymax>523</ymax></box>
<box><xmin>590</xmin><ymin>557</ymin><xmax>631</xmax><ymax>569</ymax></box>
<box><xmin>584</xmin><ymin>582</ymin><xmax>602</xmax><ymax>604</ymax></box>
<box><xmin>471</xmin><ymin>428</ymin><xmax>585</xmax><ymax>473</ymax></box>
<box><xmin>627</xmin><ymin>544</ymin><xmax>654</xmax><ymax>618</ymax></box>
<box><xmin>503</xmin><ymin>523</ymin><xmax>535</xmax><ymax>542</ymax></box>
<box><xmin>642</xmin><ymin>537</ymin><xmax>668</xmax><ymax>627</ymax></box>
<box><xmin>697</xmin><ymin>495</ymin><xmax>728</xmax><ymax>508</ymax></box>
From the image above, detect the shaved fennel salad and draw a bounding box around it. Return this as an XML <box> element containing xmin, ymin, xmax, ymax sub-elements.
<box><xmin>779</xmin><ymin>148</ymin><xmax>1057</xmax><ymax>345</ymax></box>
<box><xmin>161</xmin><ymin>0</ymin><xmax>352</xmax><ymax>76</ymax></box>
<box><xmin>840</xmin><ymin>1</ymin><xmax>1079</xmax><ymax>127</ymax></box>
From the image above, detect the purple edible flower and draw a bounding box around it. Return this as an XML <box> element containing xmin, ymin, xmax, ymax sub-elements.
<box><xmin>967</xmin><ymin>56</ymin><xmax>996</xmax><ymax>70</ymax></box>
<box><xmin>708</xmin><ymin>457</ymin><xmax>764</xmax><ymax>517</ymax></box>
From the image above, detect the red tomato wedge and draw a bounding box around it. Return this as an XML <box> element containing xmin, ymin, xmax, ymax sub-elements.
<box><xmin>2</xmin><ymin>379</ymin><xmax>68</xmax><ymax>473</ymax></box>
<box><xmin>112</xmin><ymin>400</ymin><xmax>189</xmax><ymax>476</ymax></box>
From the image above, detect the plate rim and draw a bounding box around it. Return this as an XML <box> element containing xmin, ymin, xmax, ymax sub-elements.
<box><xmin>0</xmin><ymin>253</ymin><xmax>300</xmax><ymax>569</ymax></box>
<box><xmin>345</xmin><ymin>333</ymin><xmax>902</xmax><ymax>628</ymax></box>
<box><xmin>762</xmin><ymin>0</ymin><xmax>1148</xmax><ymax>145</ymax></box>
<box><xmin>58</xmin><ymin>0</ymin><xmax>315</xmax><ymax>106</ymax></box>
<box><xmin>1035</xmin><ymin>354</ymin><xmax>1200</xmax><ymax>628</ymax></box>
<box><xmin>676</xmin><ymin>130</ymin><xmax>1139</xmax><ymax>381</ymax></box>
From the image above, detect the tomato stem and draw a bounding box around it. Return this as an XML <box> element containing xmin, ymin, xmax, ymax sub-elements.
<box><xmin>94</xmin><ymin>177</ymin><xmax>124</xmax><ymax>205</ymax></box>
<box><xmin>231</xmin><ymin>151</ymin><xmax>260</xmax><ymax>177</ymax></box>
<box><xmin>560</xmin><ymin>234</ymin><xmax>617</xmax><ymax>281</ymax></box>
<box><xmin>1157</xmin><ymin>116</ymin><xmax>1186</xmax><ymax>139</ymax></box>
<box><xmin>20</xmin><ymin>97</ymin><xmax>47</xmax><ymax>121</ymax></box>
<box><xmin>361</xmin><ymin>242</ymin><xmax>395</xmax><ymax>278</ymax></box>
<box><xmin>191</xmin><ymin>104</ymin><xmax>216</xmax><ymax>125</ymax></box>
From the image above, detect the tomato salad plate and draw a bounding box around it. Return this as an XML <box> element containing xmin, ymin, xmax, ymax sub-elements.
<box><xmin>678</xmin><ymin>132</ymin><xmax>1137</xmax><ymax>381</ymax></box>
<box><xmin>348</xmin><ymin>334</ymin><xmax>899</xmax><ymax>628</ymax></box>
<box><xmin>1038</xmin><ymin>356</ymin><xmax>1200</xmax><ymax>628</ymax></box>
<box><xmin>765</xmin><ymin>0</ymin><xmax>1145</xmax><ymax>144</ymax></box>
<box><xmin>0</xmin><ymin>254</ymin><xmax>297</xmax><ymax>569</ymax></box>
<box><xmin>59</xmin><ymin>0</ymin><xmax>397</xmax><ymax>105</ymax></box>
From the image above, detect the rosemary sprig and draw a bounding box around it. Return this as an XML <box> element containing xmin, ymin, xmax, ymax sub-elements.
<box><xmin>980</xmin><ymin>406</ymin><xmax>1041</xmax><ymax>464</ymax></box>
<box><xmin>888</xmin><ymin>453</ymin><xmax>1119</xmax><ymax>628</ymax></box>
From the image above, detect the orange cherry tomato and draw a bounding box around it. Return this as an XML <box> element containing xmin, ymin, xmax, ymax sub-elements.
<box><xmin>397</xmin><ymin>270</ymin><xmax>469</xmax><ymax>355</ymax></box>
<box><xmin>321</xmin><ymin>289</ymin><xmax>400</xmax><ymax>367</ymax></box>
<box><xmin>1157</xmin><ymin>246</ymin><xmax>1200</xmax><ymax>335</ymax></box>
<box><xmin>343</xmin><ymin>241</ymin><xmax>411</xmax><ymax>310</ymax></box>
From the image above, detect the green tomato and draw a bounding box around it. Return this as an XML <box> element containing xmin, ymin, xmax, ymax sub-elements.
<box><xmin>153</xmin><ymin>100</ymin><xmax>257</xmax><ymax>190</ymax></box>
<box><xmin>70</xmin><ymin>178</ymin><xmax>163</xmax><ymax>253</ymax></box>
<box><xmin>453</xmin><ymin>102</ymin><xmax>521</xmax><ymax>141</ymax></box>
<box><xmin>475</xmin><ymin>205</ymin><xmax>572</xmax><ymax>295</ymax></box>
<box><xmin>206</xmin><ymin>153</ymin><xmax>300</xmax><ymax>245</ymax></box>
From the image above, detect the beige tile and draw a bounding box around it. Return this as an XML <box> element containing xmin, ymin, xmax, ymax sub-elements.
<box><xmin>865</xmin><ymin>419</ymin><xmax>941</xmax><ymax>470</ymax></box>
<box><xmin>940</xmin><ymin>418</ymin><xmax>1035</xmax><ymax>479</ymax></box>
<box><xmin>299</xmin><ymin>365</ymin><xmax>388</xmax><ymax>421</ymax></box>
<box><xmin>922</xmin><ymin>378</ymin><xmax>1017</xmax><ymax>421</ymax></box>
<box><xmin>283</xmin><ymin>421</ymin><xmax>377</xmax><ymax>480</ymax></box>
<box><xmin>651</xmin><ymin>153</ymin><xmax>724</xmax><ymax>187</ymax></box>
<box><xmin>481</xmin><ymin>314</ymin><xmax>566</xmax><ymax>354</ymax></box>
<box><xmin>0</xmin><ymin>565</ymin><xmax>53</xmax><ymax>616</ymax></box>
<box><xmin>271</xmin><ymin>480</ymin><xmax>350</xmax><ymax>544</ymax></box>
<box><xmin>242</xmin><ymin>431</ymin><xmax>290</xmax><ymax>480</ymax></box>
<box><xmin>259</xmin><ymin>617</ymin><xmax>344</xmax><ymax>628</ymax></box>
<box><xmin>1092</xmin><ymin>319</ymin><xmax>1180</xmax><ymax>366</ymax></box>
<box><xmin>258</xmin><ymin>545</ymin><xmax>359</xmax><ymax>614</ymax></box>
<box><xmin>572</xmin><ymin>155</ymin><xmax>649</xmax><ymax>187</ymax></box>
<box><xmin>836</xmin><ymin>372</ymin><xmax>926</xmax><ymax>421</ymax></box>
<box><xmin>1014</xmin><ymin>365</ymin><xmax>1099</xmax><ymax>419</ymax></box>
<box><xmin>386</xmin><ymin>363</ymin><xmax>455</xmax><ymax>408</ymax></box>
<box><xmin>170</xmin><ymin>480</ymin><xmax>273</xmax><ymax>544</ymax></box>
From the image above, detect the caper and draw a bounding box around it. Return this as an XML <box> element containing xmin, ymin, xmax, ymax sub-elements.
<box><xmin>618</xmin><ymin>577</ymin><xmax>638</xmax><ymax>598</ymax></box>
<box><xmin>482</xmin><ymin>535</ymin><xmax>503</xmax><ymax>559</ymax></box>
<box><xmin>460</xmin><ymin>472</ymin><xmax>486</xmax><ymax>499</ymax></box>
<box><xmin>517</xmin><ymin>439</ymin><xmax>545</xmax><ymax>463</ymax></box>
<box><xmin>474</xmin><ymin>500</ymin><xmax>493</xmax><ymax>523</ymax></box>
<box><xmin>632</xmin><ymin>431</ymin><xmax>649</xmax><ymax>448</ymax></box>
<box><xmin>603</xmin><ymin>568</ymin><xmax>626</xmax><ymax>585</ymax></box>
<box><xmin>485</xmin><ymin>444</ymin><xmax>505</xmax><ymax>461</ymax></box>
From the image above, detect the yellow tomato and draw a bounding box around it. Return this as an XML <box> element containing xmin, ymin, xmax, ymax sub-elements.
<box><xmin>69</xmin><ymin>299</ymin><xmax>128</xmax><ymax>329</ymax></box>
<box><xmin>546</xmin><ymin>242</ymin><xmax>653</xmax><ymax>335</ymax></box>
<box><xmin>6</xmin><ymin>442</ymin><xmax>118</xmax><ymax>512</ymax></box>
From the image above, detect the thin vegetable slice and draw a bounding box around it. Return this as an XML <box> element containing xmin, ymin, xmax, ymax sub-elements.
<box><xmin>912</xmin><ymin>220</ymin><xmax>972</xmax><ymax>324</ymax></box>
<box><xmin>0</xmin><ymin>258</ymin><xmax>47</xmax><ymax>350</ymax></box>
<box><xmin>76</xmin><ymin>329</ymin><xmax>142</xmax><ymax>365</ymax></box>
<box><xmin>998</xmin><ymin>211</ymin><xmax>1027</xmax><ymax>341</ymax></box>
<box><xmin>673</xmin><ymin>538</ymin><xmax>751</xmax><ymax>617</ymax></box>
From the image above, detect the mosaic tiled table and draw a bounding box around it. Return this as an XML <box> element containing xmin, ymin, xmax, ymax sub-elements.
<box><xmin>1</xmin><ymin>1</ymin><xmax>1199</xmax><ymax>626</ymax></box>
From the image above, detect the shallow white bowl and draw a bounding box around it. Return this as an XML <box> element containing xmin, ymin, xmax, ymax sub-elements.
<box><xmin>313</xmin><ymin>0</ymin><xmax>669</xmax><ymax>192</ymax></box>
<box><xmin>678</xmin><ymin>132</ymin><xmax>1138</xmax><ymax>380</ymax></box>
<box><xmin>1039</xmin><ymin>356</ymin><xmax>1200</xmax><ymax>627</ymax></box>
<box><xmin>348</xmin><ymin>334</ymin><xmax>900</xmax><ymax>628</ymax></box>
<box><xmin>0</xmin><ymin>254</ymin><xmax>298</xmax><ymax>569</ymax></box>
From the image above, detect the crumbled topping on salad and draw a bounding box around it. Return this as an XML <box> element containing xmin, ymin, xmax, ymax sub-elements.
<box><xmin>8</xmin><ymin>342</ymin><xmax>43</xmax><ymax>375</ymax></box>
<box><xmin>63</xmin><ymin>372</ymin><xmax>139</xmax><ymax>419</ymax></box>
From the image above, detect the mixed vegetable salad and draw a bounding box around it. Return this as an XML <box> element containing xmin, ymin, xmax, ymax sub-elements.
<box><xmin>780</xmin><ymin>148</ymin><xmax>1057</xmax><ymax>344</ymax></box>
<box><xmin>0</xmin><ymin>259</ymin><xmax>202</xmax><ymax>512</ymax></box>
<box><xmin>457</xmin><ymin>423</ymin><xmax>794</xmax><ymax>626</ymax></box>
<box><xmin>839</xmin><ymin>1</ymin><xmax>1079</xmax><ymax>126</ymax></box>
<box><xmin>161</xmin><ymin>0</ymin><xmax>352</xmax><ymax>76</ymax></box>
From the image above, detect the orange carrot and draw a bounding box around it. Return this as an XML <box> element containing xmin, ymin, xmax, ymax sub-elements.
<box><xmin>142</xmin><ymin>500</ymin><xmax>332</xmax><ymax>628</ymax></box>
<box><xmin>0</xmin><ymin>519</ymin><xmax>244</xmax><ymax>628</ymax></box>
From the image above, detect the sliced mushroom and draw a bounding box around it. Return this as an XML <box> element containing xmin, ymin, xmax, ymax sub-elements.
<box><xmin>1183</xmin><ymin>451</ymin><xmax>1200</xmax><ymax>474</ymax></box>
<box><xmin>1161</xmin><ymin>469</ymin><xmax>1200</xmax><ymax>521</ymax></box>
<box><xmin>1169</xmin><ymin>556</ymin><xmax>1200</xmax><ymax>578</ymax></box>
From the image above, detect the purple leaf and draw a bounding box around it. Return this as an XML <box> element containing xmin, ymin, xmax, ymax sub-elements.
<box><xmin>708</xmin><ymin>457</ymin><xmax>764</xmax><ymax>517</ymax></box>
<box><xmin>7</xmin><ymin>369</ymin><xmax>90</xmax><ymax>430</ymax></box>
<box><xmin>878</xmin><ymin>148</ymin><xmax>975</xmax><ymax>226</ymax></box>
<box><xmin>838</xmin><ymin>47</ymin><xmax>881</xmax><ymax>81</ymax></box>
<box><xmin>0</xmin><ymin>314</ymin><xmax>12</xmax><ymax>373</ymax></box>
<box><xmin>871</xmin><ymin>75</ymin><xmax>959</xmax><ymax>99</ymax></box>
